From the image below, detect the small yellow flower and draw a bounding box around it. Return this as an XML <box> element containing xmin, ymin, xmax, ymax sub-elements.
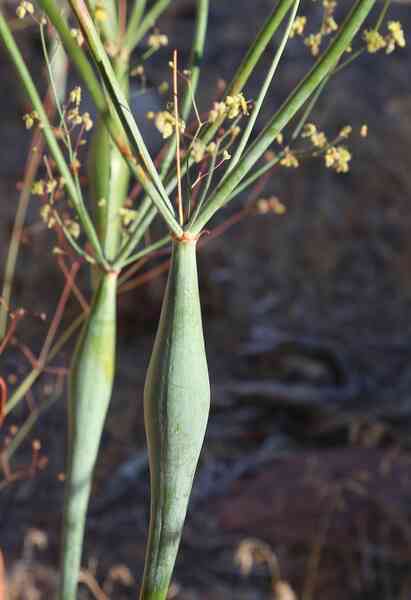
<box><xmin>360</xmin><ymin>124</ymin><xmax>368</xmax><ymax>138</ymax></box>
<box><xmin>64</xmin><ymin>219</ymin><xmax>80</xmax><ymax>239</ymax></box>
<box><xmin>82</xmin><ymin>112</ymin><xmax>93</xmax><ymax>131</ymax></box>
<box><xmin>148</xmin><ymin>30</ymin><xmax>168</xmax><ymax>50</ymax></box>
<box><xmin>302</xmin><ymin>123</ymin><xmax>327</xmax><ymax>148</ymax></box>
<box><xmin>280</xmin><ymin>147</ymin><xmax>299</xmax><ymax>168</ymax></box>
<box><xmin>363</xmin><ymin>29</ymin><xmax>386</xmax><ymax>53</ymax></box>
<box><xmin>290</xmin><ymin>16</ymin><xmax>306</xmax><ymax>38</ymax></box>
<box><xmin>22</xmin><ymin>113</ymin><xmax>34</xmax><ymax>129</ymax></box>
<box><xmin>223</xmin><ymin>149</ymin><xmax>231</xmax><ymax>161</ymax></box>
<box><xmin>323</xmin><ymin>16</ymin><xmax>338</xmax><ymax>35</ymax></box>
<box><xmin>208</xmin><ymin>101</ymin><xmax>227</xmax><ymax>123</ymax></box>
<box><xmin>40</xmin><ymin>204</ymin><xmax>56</xmax><ymax>228</ymax></box>
<box><xmin>275</xmin><ymin>132</ymin><xmax>284</xmax><ymax>145</ymax></box>
<box><xmin>119</xmin><ymin>208</ymin><xmax>138</xmax><ymax>227</ymax></box>
<box><xmin>69</xmin><ymin>86</ymin><xmax>82</xmax><ymax>106</ymax></box>
<box><xmin>339</xmin><ymin>125</ymin><xmax>352</xmax><ymax>139</ymax></box>
<box><xmin>325</xmin><ymin>146</ymin><xmax>351</xmax><ymax>173</ymax></box>
<box><xmin>385</xmin><ymin>21</ymin><xmax>406</xmax><ymax>54</ymax></box>
<box><xmin>150</xmin><ymin>111</ymin><xmax>185</xmax><ymax>139</ymax></box>
<box><xmin>16</xmin><ymin>1</ymin><xmax>34</xmax><ymax>19</ymax></box>
<box><xmin>311</xmin><ymin>131</ymin><xmax>327</xmax><ymax>148</ymax></box>
<box><xmin>94</xmin><ymin>3</ymin><xmax>107</xmax><ymax>22</ymax></box>
<box><xmin>190</xmin><ymin>140</ymin><xmax>206</xmax><ymax>163</ymax></box>
<box><xmin>305</xmin><ymin>33</ymin><xmax>322</xmax><ymax>57</ymax></box>
<box><xmin>71</xmin><ymin>157</ymin><xmax>81</xmax><ymax>174</ymax></box>
<box><xmin>46</xmin><ymin>179</ymin><xmax>57</xmax><ymax>194</ymax></box>
<box><xmin>32</xmin><ymin>180</ymin><xmax>45</xmax><ymax>195</ymax></box>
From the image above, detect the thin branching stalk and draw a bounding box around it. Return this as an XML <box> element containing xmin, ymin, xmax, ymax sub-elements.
<box><xmin>38</xmin><ymin>0</ymin><xmax>183</xmax><ymax>239</ymax></box>
<box><xmin>125</xmin><ymin>0</ymin><xmax>171</xmax><ymax>52</ymax></box>
<box><xmin>226</xmin><ymin>0</ymin><xmax>301</xmax><ymax>175</ymax></box>
<box><xmin>188</xmin><ymin>0</ymin><xmax>377</xmax><ymax>235</ymax></box>
<box><xmin>0</xmin><ymin>11</ymin><xmax>107</xmax><ymax>266</ymax></box>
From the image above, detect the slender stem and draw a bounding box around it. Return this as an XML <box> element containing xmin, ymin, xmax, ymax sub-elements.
<box><xmin>161</xmin><ymin>0</ymin><xmax>295</xmax><ymax>202</ymax></box>
<box><xmin>38</xmin><ymin>0</ymin><xmax>183</xmax><ymax>239</ymax></box>
<box><xmin>172</xmin><ymin>50</ymin><xmax>184</xmax><ymax>225</ymax></box>
<box><xmin>125</xmin><ymin>0</ymin><xmax>147</xmax><ymax>47</ymax></box>
<box><xmin>112</xmin><ymin>202</ymin><xmax>157</xmax><ymax>269</ymax></box>
<box><xmin>121</xmin><ymin>236</ymin><xmax>170</xmax><ymax>267</ymax></box>
<box><xmin>5</xmin><ymin>314</ymin><xmax>86</xmax><ymax>416</ymax></box>
<box><xmin>189</xmin><ymin>143</ymin><xmax>220</xmax><ymax>225</ymax></box>
<box><xmin>67</xmin><ymin>0</ymin><xmax>182</xmax><ymax>237</ymax></box>
<box><xmin>226</xmin><ymin>0</ymin><xmax>300</xmax><ymax>175</ymax></box>
<box><xmin>124</xmin><ymin>0</ymin><xmax>171</xmax><ymax>52</ymax></box>
<box><xmin>189</xmin><ymin>0</ymin><xmax>376</xmax><ymax>235</ymax></box>
<box><xmin>0</xmin><ymin>11</ymin><xmax>107</xmax><ymax>267</ymax></box>
<box><xmin>159</xmin><ymin>0</ymin><xmax>209</xmax><ymax>179</ymax></box>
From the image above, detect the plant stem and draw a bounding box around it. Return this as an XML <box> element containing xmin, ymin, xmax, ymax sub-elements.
<box><xmin>125</xmin><ymin>0</ymin><xmax>171</xmax><ymax>52</ymax></box>
<box><xmin>38</xmin><ymin>0</ymin><xmax>183</xmax><ymax>239</ymax></box>
<box><xmin>189</xmin><ymin>0</ymin><xmax>376</xmax><ymax>235</ymax></box>
<box><xmin>67</xmin><ymin>0</ymin><xmax>182</xmax><ymax>236</ymax></box>
<box><xmin>125</xmin><ymin>0</ymin><xmax>147</xmax><ymax>48</ymax></box>
<box><xmin>0</xmin><ymin>10</ymin><xmax>107</xmax><ymax>267</ymax></box>
<box><xmin>226</xmin><ymin>0</ymin><xmax>300</xmax><ymax>176</ymax></box>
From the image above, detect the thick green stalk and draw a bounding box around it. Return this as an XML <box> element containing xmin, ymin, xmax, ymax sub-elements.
<box><xmin>141</xmin><ymin>239</ymin><xmax>210</xmax><ymax>600</ymax></box>
<box><xmin>60</xmin><ymin>272</ymin><xmax>117</xmax><ymax>600</ymax></box>
<box><xmin>88</xmin><ymin>58</ymin><xmax>131</xmax><ymax>282</ymax></box>
<box><xmin>189</xmin><ymin>0</ymin><xmax>376</xmax><ymax>234</ymax></box>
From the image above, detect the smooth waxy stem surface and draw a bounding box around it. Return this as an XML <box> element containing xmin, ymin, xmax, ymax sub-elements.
<box><xmin>141</xmin><ymin>239</ymin><xmax>210</xmax><ymax>600</ymax></box>
<box><xmin>60</xmin><ymin>272</ymin><xmax>117</xmax><ymax>600</ymax></box>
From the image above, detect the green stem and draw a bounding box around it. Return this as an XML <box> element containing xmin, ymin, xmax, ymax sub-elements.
<box><xmin>5</xmin><ymin>314</ymin><xmax>86</xmax><ymax>417</ymax></box>
<box><xmin>38</xmin><ymin>0</ymin><xmax>183</xmax><ymax>239</ymax></box>
<box><xmin>0</xmin><ymin>11</ymin><xmax>107</xmax><ymax>267</ymax></box>
<box><xmin>67</xmin><ymin>0</ymin><xmax>181</xmax><ymax>236</ymax></box>
<box><xmin>125</xmin><ymin>0</ymin><xmax>147</xmax><ymax>48</ymax></box>
<box><xmin>159</xmin><ymin>0</ymin><xmax>209</xmax><ymax>179</ymax></box>
<box><xmin>161</xmin><ymin>0</ymin><xmax>296</xmax><ymax>201</ymax></box>
<box><xmin>226</xmin><ymin>0</ymin><xmax>300</xmax><ymax>175</ymax></box>
<box><xmin>61</xmin><ymin>272</ymin><xmax>117</xmax><ymax>600</ymax></box>
<box><xmin>125</xmin><ymin>0</ymin><xmax>171</xmax><ymax>52</ymax></box>
<box><xmin>189</xmin><ymin>0</ymin><xmax>376</xmax><ymax>235</ymax></box>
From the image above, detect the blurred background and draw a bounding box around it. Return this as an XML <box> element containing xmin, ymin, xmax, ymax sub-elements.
<box><xmin>1</xmin><ymin>0</ymin><xmax>411</xmax><ymax>598</ymax></box>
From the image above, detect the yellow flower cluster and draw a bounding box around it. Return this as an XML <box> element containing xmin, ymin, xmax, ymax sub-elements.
<box><xmin>208</xmin><ymin>93</ymin><xmax>249</xmax><ymax>123</ymax></box>
<box><xmin>66</xmin><ymin>87</ymin><xmax>93</xmax><ymax>131</ymax></box>
<box><xmin>16</xmin><ymin>1</ymin><xmax>34</xmax><ymax>19</ymax></box>
<box><xmin>325</xmin><ymin>146</ymin><xmax>351</xmax><ymax>173</ymax></box>
<box><xmin>147</xmin><ymin>111</ymin><xmax>185</xmax><ymax>139</ymax></box>
<box><xmin>280</xmin><ymin>147</ymin><xmax>299</xmax><ymax>168</ymax></box>
<box><xmin>290</xmin><ymin>16</ymin><xmax>306</xmax><ymax>39</ymax></box>
<box><xmin>64</xmin><ymin>218</ymin><xmax>80</xmax><ymax>239</ymax></box>
<box><xmin>40</xmin><ymin>204</ymin><xmax>56</xmax><ymax>229</ymax></box>
<box><xmin>148</xmin><ymin>30</ymin><xmax>168</xmax><ymax>50</ymax></box>
<box><xmin>304</xmin><ymin>0</ymin><xmax>338</xmax><ymax>56</ymax></box>
<box><xmin>94</xmin><ymin>3</ymin><xmax>107</xmax><ymax>22</ymax></box>
<box><xmin>302</xmin><ymin>123</ymin><xmax>327</xmax><ymax>148</ymax></box>
<box><xmin>257</xmin><ymin>196</ymin><xmax>286</xmax><ymax>215</ymax></box>
<box><xmin>119</xmin><ymin>207</ymin><xmax>138</xmax><ymax>227</ymax></box>
<box><xmin>22</xmin><ymin>110</ymin><xmax>39</xmax><ymax>130</ymax></box>
<box><xmin>364</xmin><ymin>21</ymin><xmax>406</xmax><ymax>54</ymax></box>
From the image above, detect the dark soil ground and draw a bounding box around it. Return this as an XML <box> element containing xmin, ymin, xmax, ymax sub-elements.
<box><xmin>1</xmin><ymin>1</ymin><xmax>411</xmax><ymax>598</ymax></box>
